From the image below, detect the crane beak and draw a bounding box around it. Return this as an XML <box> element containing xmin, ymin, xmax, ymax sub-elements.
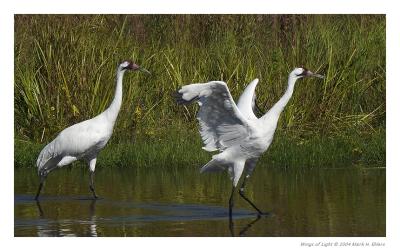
<box><xmin>307</xmin><ymin>70</ymin><xmax>325</xmax><ymax>79</ymax></box>
<box><xmin>138</xmin><ymin>67</ymin><xmax>151</xmax><ymax>75</ymax></box>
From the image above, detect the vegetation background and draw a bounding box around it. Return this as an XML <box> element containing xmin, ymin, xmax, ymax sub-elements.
<box><xmin>14</xmin><ymin>14</ymin><xmax>385</xmax><ymax>169</ymax></box>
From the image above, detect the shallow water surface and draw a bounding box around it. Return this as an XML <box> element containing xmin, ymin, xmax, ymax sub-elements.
<box><xmin>14</xmin><ymin>166</ymin><xmax>385</xmax><ymax>236</ymax></box>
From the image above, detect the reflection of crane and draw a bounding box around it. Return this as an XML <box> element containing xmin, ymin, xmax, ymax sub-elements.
<box><xmin>175</xmin><ymin>67</ymin><xmax>324</xmax><ymax>216</ymax></box>
<box><xmin>34</xmin><ymin>199</ymin><xmax>99</xmax><ymax>237</ymax></box>
<box><xmin>88</xmin><ymin>199</ymin><xmax>98</xmax><ymax>237</ymax></box>
<box><xmin>229</xmin><ymin>213</ymin><xmax>263</xmax><ymax>237</ymax></box>
<box><xmin>35</xmin><ymin>60</ymin><xmax>150</xmax><ymax>200</ymax></box>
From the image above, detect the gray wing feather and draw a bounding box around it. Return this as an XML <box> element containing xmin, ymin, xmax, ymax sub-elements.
<box><xmin>177</xmin><ymin>81</ymin><xmax>252</xmax><ymax>151</ymax></box>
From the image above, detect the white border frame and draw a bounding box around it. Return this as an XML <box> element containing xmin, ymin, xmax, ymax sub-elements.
<box><xmin>2</xmin><ymin>1</ymin><xmax>398</xmax><ymax>250</ymax></box>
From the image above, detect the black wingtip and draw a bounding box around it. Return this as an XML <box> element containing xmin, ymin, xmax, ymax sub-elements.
<box><xmin>172</xmin><ymin>89</ymin><xmax>199</xmax><ymax>105</ymax></box>
<box><xmin>172</xmin><ymin>90</ymin><xmax>188</xmax><ymax>105</ymax></box>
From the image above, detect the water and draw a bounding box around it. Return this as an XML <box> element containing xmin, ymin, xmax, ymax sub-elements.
<box><xmin>14</xmin><ymin>166</ymin><xmax>385</xmax><ymax>237</ymax></box>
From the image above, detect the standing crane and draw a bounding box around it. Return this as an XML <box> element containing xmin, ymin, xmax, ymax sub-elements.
<box><xmin>175</xmin><ymin>67</ymin><xmax>324</xmax><ymax>216</ymax></box>
<box><xmin>35</xmin><ymin>60</ymin><xmax>150</xmax><ymax>200</ymax></box>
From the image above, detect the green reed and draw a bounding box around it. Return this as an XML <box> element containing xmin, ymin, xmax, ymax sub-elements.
<box><xmin>15</xmin><ymin>125</ymin><xmax>385</xmax><ymax>170</ymax></box>
<box><xmin>14</xmin><ymin>15</ymin><xmax>385</xmax><ymax>167</ymax></box>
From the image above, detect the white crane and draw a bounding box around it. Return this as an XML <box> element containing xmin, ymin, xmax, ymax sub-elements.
<box><xmin>175</xmin><ymin>67</ymin><xmax>324</xmax><ymax>216</ymax></box>
<box><xmin>35</xmin><ymin>60</ymin><xmax>150</xmax><ymax>200</ymax></box>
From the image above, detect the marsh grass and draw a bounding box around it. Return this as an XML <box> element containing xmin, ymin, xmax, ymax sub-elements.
<box><xmin>14</xmin><ymin>15</ymin><xmax>385</xmax><ymax>167</ymax></box>
<box><xmin>15</xmin><ymin>126</ymin><xmax>385</xmax><ymax>170</ymax></box>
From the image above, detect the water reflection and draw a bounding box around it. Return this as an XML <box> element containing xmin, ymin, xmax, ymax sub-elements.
<box><xmin>23</xmin><ymin>195</ymin><xmax>257</xmax><ymax>237</ymax></box>
<box><xmin>229</xmin><ymin>212</ymin><xmax>273</xmax><ymax>236</ymax></box>
<box><xmin>34</xmin><ymin>198</ymin><xmax>99</xmax><ymax>237</ymax></box>
<box><xmin>229</xmin><ymin>215</ymin><xmax>260</xmax><ymax>237</ymax></box>
<box><xmin>15</xmin><ymin>167</ymin><xmax>386</xmax><ymax>236</ymax></box>
<box><xmin>88</xmin><ymin>200</ymin><xmax>98</xmax><ymax>237</ymax></box>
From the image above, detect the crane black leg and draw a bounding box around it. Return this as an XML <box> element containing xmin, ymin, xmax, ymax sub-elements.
<box><xmin>229</xmin><ymin>215</ymin><xmax>235</xmax><ymax>237</ymax></box>
<box><xmin>89</xmin><ymin>171</ymin><xmax>98</xmax><ymax>199</ymax></box>
<box><xmin>34</xmin><ymin>182</ymin><xmax>43</xmax><ymax>200</ymax></box>
<box><xmin>228</xmin><ymin>186</ymin><xmax>235</xmax><ymax>236</ymax></box>
<box><xmin>35</xmin><ymin>176</ymin><xmax>46</xmax><ymax>200</ymax></box>
<box><xmin>36</xmin><ymin>200</ymin><xmax>44</xmax><ymax>216</ymax></box>
<box><xmin>238</xmin><ymin>175</ymin><xmax>267</xmax><ymax>216</ymax></box>
<box><xmin>228</xmin><ymin>185</ymin><xmax>235</xmax><ymax>219</ymax></box>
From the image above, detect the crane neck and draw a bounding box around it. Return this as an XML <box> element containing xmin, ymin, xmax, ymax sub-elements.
<box><xmin>104</xmin><ymin>68</ymin><xmax>125</xmax><ymax>125</ymax></box>
<box><xmin>262</xmin><ymin>75</ymin><xmax>297</xmax><ymax>120</ymax></box>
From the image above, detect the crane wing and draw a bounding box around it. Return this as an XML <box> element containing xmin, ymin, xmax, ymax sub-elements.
<box><xmin>237</xmin><ymin>79</ymin><xmax>259</xmax><ymax>120</ymax></box>
<box><xmin>36</xmin><ymin>118</ymin><xmax>109</xmax><ymax>174</ymax></box>
<box><xmin>176</xmin><ymin>81</ymin><xmax>252</xmax><ymax>152</ymax></box>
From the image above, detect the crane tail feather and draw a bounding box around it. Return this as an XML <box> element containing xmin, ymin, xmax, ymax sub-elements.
<box><xmin>36</xmin><ymin>140</ymin><xmax>61</xmax><ymax>177</ymax></box>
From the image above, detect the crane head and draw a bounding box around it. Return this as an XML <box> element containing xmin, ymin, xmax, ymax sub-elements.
<box><xmin>293</xmin><ymin>67</ymin><xmax>324</xmax><ymax>79</ymax></box>
<box><xmin>119</xmin><ymin>60</ymin><xmax>150</xmax><ymax>74</ymax></box>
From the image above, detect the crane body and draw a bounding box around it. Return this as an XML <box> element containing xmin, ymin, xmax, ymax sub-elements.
<box><xmin>175</xmin><ymin>67</ymin><xmax>324</xmax><ymax>216</ymax></box>
<box><xmin>35</xmin><ymin>60</ymin><xmax>150</xmax><ymax>200</ymax></box>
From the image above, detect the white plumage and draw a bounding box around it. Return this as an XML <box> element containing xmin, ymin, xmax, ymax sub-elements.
<box><xmin>37</xmin><ymin>113</ymin><xmax>112</xmax><ymax>176</ymax></box>
<box><xmin>236</xmin><ymin>78</ymin><xmax>259</xmax><ymax>120</ymax></box>
<box><xmin>180</xmin><ymin>81</ymin><xmax>251</xmax><ymax>153</ymax></box>
<box><xmin>176</xmin><ymin>67</ymin><xmax>324</xmax><ymax>216</ymax></box>
<box><xmin>35</xmin><ymin>60</ymin><xmax>149</xmax><ymax>200</ymax></box>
